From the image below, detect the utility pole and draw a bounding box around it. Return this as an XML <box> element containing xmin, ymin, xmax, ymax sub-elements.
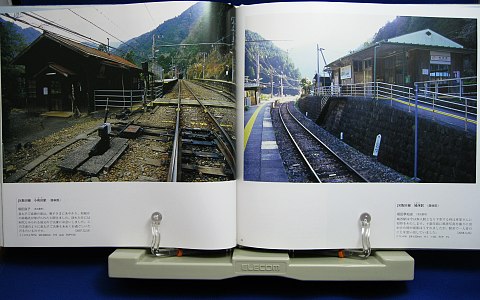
<box><xmin>270</xmin><ymin>72</ymin><xmax>273</xmax><ymax>98</ymax></box>
<box><xmin>256</xmin><ymin>52</ymin><xmax>260</xmax><ymax>84</ymax></box>
<box><xmin>152</xmin><ymin>35</ymin><xmax>155</xmax><ymax>60</ymax></box>
<box><xmin>317</xmin><ymin>45</ymin><xmax>329</xmax><ymax>95</ymax></box>
<box><xmin>316</xmin><ymin>44</ymin><xmax>320</xmax><ymax>96</ymax></box>
<box><xmin>152</xmin><ymin>35</ymin><xmax>157</xmax><ymax>76</ymax></box>
<box><xmin>373</xmin><ymin>44</ymin><xmax>380</xmax><ymax>99</ymax></box>
<box><xmin>151</xmin><ymin>35</ymin><xmax>156</xmax><ymax>100</ymax></box>
<box><xmin>231</xmin><ymin>16</ymin><xmax>235</xmax><ymax>83</ymax></box>
<box><xmin>280</xmin><ymin>72</ymin><xmax>284</xmax><ymax>97</ymax></box>
<box><xmin>202</xmin><ymin>52</ymin><xmax>206</xmax><ymax>79</ymax></box>
<box><xmin>231</xmin><ymin>52</ymin><xmax>234</xmax><ymax>82</ymax></box>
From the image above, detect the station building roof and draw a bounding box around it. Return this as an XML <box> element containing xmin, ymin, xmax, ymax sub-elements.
<box><xmin>326</xmin><ymin>29</ymin><xmax>472</xmax><ymax>69</ymax></box>
<box><xmin>386</xmin><ymin>29</ymin><xmax>463</xmax><ymax>49</ymax></box>
<box><xmin>14</xmin><ymin>31</ymin><xmax>141</xmax><ymax>71</ymax></box>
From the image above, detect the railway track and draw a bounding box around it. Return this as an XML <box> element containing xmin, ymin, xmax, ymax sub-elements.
<box><xmin>4</xmin><ymin>80</ymin><xmax>235</xmax><ymax>183</ymax></box>
<box><xmin>192</xmin><ymin>80</ymin><xmax>236</xmax><ymax>103</ymax></box>
<box><xmin>278</xmin><ymin>102</ymin><xmax>368</xmax><ymax>183</ymax></box>
<box><xmin>167</xmin><ymin>79</ymin><xmax>236</xmax><ymax>182</ymax></box>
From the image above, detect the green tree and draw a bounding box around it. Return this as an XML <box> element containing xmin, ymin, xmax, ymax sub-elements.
<box><xmin>300</xmin><ymin>78</ymin><xmax>312</xmax><ymax>96</ymax></box>
<box><xmin>97</xmin><ymin>43</ymin><xmax>108</xmax><ymax>53</ymax></box>
<box><xmin>1</xmin><ymin>21</ymin><xmax>26</xmax><ymax>102</ymax></box>
<box><xmin>123</xmin><ymin>50</ymin><xmax>136</xmax><ymax>64</ymax></box>
<box><xmin>1</xmin><ymin>21</ymin><xmax>27</xmax><ymax>138</ymax></box>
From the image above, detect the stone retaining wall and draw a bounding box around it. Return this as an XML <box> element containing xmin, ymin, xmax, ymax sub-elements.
<box><xmin>297</xmin><ymin>96</ymin><xmax>476</xmax><ymax>183</ymax></box>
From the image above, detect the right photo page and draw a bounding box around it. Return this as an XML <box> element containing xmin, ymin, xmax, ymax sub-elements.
<box><xmin>237</xmin><ymin>2</ymin><xmax>479</xmax><ymax>250</ymax></box>
<box><xmin>243</xmin><ymin>5</ymin><xmax>476</xmax><ymax>184</ymax></box>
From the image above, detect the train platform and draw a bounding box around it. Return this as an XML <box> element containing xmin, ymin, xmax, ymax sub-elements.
<box><xmin>385</xmin><ymin>97</ymin><xmax>477</xmax><ymax>133</ymax></box>
<box><xmin>244</xmin><ymin>100</ymin><xmax>288</xmax><ymax>182</ymax></box>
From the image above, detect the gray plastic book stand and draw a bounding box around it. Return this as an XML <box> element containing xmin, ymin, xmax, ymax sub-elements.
<box><xmin>108</xmin><ymin>248</ymin><xmax>414</xmax><ymax>280</ymax></box>
<box><xmin>108</xmin><ymin>212</ymin><xmax>414</xmax><ymax>280</ymax></box>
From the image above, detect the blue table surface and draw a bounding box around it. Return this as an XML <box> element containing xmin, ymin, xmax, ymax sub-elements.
<box><xmin>2</xmin><ymin>0</ymin><xmax>479</xmax><ymax>298</ymax></box>
<box><xmin>1</xmin><ymin>248</ymin><xmax>479</xmax><ymax>299</ymax></box>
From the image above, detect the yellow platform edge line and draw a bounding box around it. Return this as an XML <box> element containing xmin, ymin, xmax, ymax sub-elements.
<box><xmin>244</xmin><ymin>102</ymin><xmax>267</xmax><ymax>150</ymax></box>
<box><xmin>380</xmin><ymin>97</ymin><xmax>477</xmax><ymax>125</ymax></box>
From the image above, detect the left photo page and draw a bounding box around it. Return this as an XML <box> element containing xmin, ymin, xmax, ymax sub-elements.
<box><xmin>0</xmin><ymin>1</ymin><xmax>237</xmax><ymax>248</ymax></box>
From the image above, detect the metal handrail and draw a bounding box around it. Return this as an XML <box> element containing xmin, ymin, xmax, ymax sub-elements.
<box><xmin>318</xmin><ymin>77</ymin><xmax>477</xmax><ymax>130</ymax></box>
<box><xmin>94</xmin><ymin>89</ymin><xmax>147</xmax><ymax>110</ymax></box>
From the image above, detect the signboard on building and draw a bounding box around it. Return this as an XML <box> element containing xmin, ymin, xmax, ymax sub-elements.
<box><xmin>340</xmin><ymin>65</ymin><xmax>352</xmax><ymax>79</ymax></box>
<box><xmin>430</xmin><ymin>51</ymin><xmax>451</xmax><ymax>65</ymax></box>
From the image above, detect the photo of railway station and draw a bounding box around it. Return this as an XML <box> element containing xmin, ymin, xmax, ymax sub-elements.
<box><xmin>1</xmin><ymin>2</ymin><xmax>236</xmax><ymax>183</ymax></box>
<box><xmin>244</xmin><ymin>13</ymin><xmax>477</xmax><ymax>183</ymax></box>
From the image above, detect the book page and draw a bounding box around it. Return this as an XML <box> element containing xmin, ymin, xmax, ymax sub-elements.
<box><xmin>237</xmin><ymin>2</ymin><xmax>480</xmax><ymax>250</ymax></box>
<box><xmin>1</xmin><ymin>2</ymin><xmax>237</xmax><ymax>249</ymax></box>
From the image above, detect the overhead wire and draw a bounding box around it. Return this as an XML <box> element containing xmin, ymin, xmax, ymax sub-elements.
<box><xmin>143</xmin><ymin>3</ymin><xmax>156</xmax><ymax>28</ymax></box>
<box><xmin>245</xmin><ymin>38</ymin><xmax>300</xmax><ymax>89</ymax></box>
<box><xmin>18</xmin><ymin>10</ymin><xmax>148</xmax><ymax>62</ymax></box>
<box><xmin>67</xmin><ymin>9</ymin><xmax>128</xmax><ymax>49</ymax></box>
<box><xmin>2</xmin><ymin>13</ymin><xmax>144</xmax><ymax>63</ymax></box>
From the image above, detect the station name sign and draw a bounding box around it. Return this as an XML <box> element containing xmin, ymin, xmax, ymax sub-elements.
<box><xmin>430</xmin><ymin>51</ymin><xmax>451</xmax><ymax>65</ymax></box>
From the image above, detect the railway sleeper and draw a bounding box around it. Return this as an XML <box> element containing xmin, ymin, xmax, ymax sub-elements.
<box><xmin>181</xmin><ymin>132</ymin><xmax>213</xmax><ymax>141</ymax></box>
<box><xmin>182</xmin><ymin>149</ymin><xmax>222</xmax><ymax>159</ymax></box>
<box><xmin>181</xmin><ymin>163</ymin><xmax>229</xmax><ymax>177</ymax></box>
<box><xmin>183</xmin><ymin>127</ymin><xmax>212</xmax><ymax>133</ymax></box>
<box><xmin>142</xmin><ymin>128</ymin><xmax>171</xmax><ymax>136</ymax></box>
<box><xmin>139</xmin><ymin>135</ymin><xmax>171</xmax><ymax>142</ymax></box>
<box><xmin>181</xmin><ymin>139</ymin><xmax>216</xmax><ymax>146</ymax></box>
<box><xmin>317</xmin><ymin>172</ymin><xmax>358</xmax><ymax>182</ymax></box>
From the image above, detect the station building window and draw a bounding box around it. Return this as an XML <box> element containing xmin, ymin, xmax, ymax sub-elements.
<box><xmin>430</xmin><ymin>64</ymin><xmax>450</xmax><ymax>80</ymax></box>
<box><xmin>27</xmin><ymin>80</ymin><xmax>36</xmax><ymax>99</ymax></box>
<box><xmin>353</xmin><ymin>60</ymin><xmax>363</xmax><ymax>72</ymax></box>
<box><xmin>384</xmin><ymin>56</ymin><xmax>395</xmax><ymax>83</ymax></box>
<box><xmin>50</xmin><ymin>80</ymin><xmax>62</xmax><ymax>95</ymax></box>
<box><xmin>364</xmin><ymin>59</ymin><xmax>372</xmax><ymax>69</ymax></box>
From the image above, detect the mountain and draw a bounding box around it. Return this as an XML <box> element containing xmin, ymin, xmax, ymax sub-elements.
<box><xmin>117</xmin><ymin>2</ymin><xmax>235</xmax><ymax>80</ymax></box>
<box><xmin>245</xmin><ymin>30</ymin><xmax>301</xmax><ymax>95</ymax></box>
<box><xmin>117</xmin><ymin>2</ymin><xmax>206</xmax><ymax>61</ymax></box>
<box><xmin>372</xmin><ymin>16</ymin><xmax>477</xmax><ymax>49</ymax></box>
<box><xmin>0</xmin><ymin>17</ymin><xmax>41</xmax><ymax>46</ymax></box>
<box><xmin>1</xmin><ymin>17</ymin><xmax>41</xmax><ymax>102</ymax></box>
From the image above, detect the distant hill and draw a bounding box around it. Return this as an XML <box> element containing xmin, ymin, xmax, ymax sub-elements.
<box><xmin>1</xmin><ymin>17</ymin><xmax>41</xmax><ymax>102</ymax></box>
<box><xmin>0</xmin><ymin>17</ymin><xmax>41</xmax><ymax>46</ymax></box>
<box><xmin>117</xmin><ymin>2</ymin><xmax>206</xmax><ymax>61</ymax></box>
<box><xmin>372</xmin><ymin>16</ymin><xmax>477</xmax><ymax>49</ymax></box>
<box><xmin>245</xmin><ymin>30</ymin><xmax>301</xmax><ymax>95</ymax></box>
<box><xmin>117</xmin><ymin>2</ymin><xmax>235</xmax><ymax>80</ymax></box>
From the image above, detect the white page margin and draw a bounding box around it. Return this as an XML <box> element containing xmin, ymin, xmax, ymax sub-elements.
<box><xmin>237</xmin><ymin>2</ymin><xmax>480</xmax><ymax>250</ymax></box>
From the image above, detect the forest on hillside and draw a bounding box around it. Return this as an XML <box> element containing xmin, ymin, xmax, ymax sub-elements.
<box><xmin>118</xmin><ymin>2</ymin><xmax>235</xmax><ymax>81</ymax></box>
<box><xmin>371</xmin><ymin>16</ymin><xmax>477</xmax><ymax>49</ymax></box>
<box><xmin>0</xmin><ymin>19</ymin><xmax>38</xmax><ymax>103</ymax></box>
<box><xmin>245</xmin><ymin>30</ymin><xmax>301</xmax><ymax>96</ymax></box>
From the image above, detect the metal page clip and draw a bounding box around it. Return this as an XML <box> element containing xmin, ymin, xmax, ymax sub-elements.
<box><xmin>359</xmin><ymin>212</ymin><xmax>372</xmax><ymax>258</ymax></box>
<box><xmin>150</xmin><ymin>212</ymin><xmax>163</xmax><ymax>256</ymax></box>
<box><xmin>346</xmin><ymin>213</ymin><xmax>372</xmax><ymax>259</ymax></box>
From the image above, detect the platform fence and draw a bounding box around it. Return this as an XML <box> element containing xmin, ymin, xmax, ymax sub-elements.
<box><xmin>94</xmin><ymin>89</ymin><xmax>145</xmax><ymax>110</ymax></box>
<box><xmin>318</xmin><ymin>76</ymin><xmax>477</xmax><ymax>130</ymax></box>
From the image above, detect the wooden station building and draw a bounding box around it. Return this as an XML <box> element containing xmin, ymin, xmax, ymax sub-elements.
<box><xmin>14</xmin><ymin>32</ymin><xmax>142</xmax><ymax>114</ymax></box>
<box><xmin>326</xmin><ymin>29</ymin><xmax>476</xmax><ymax>87</ymax></box>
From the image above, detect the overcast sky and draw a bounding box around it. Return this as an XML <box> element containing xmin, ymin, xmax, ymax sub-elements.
<box><xmin>1</xmin><ymin>2</ymin><xmax>197</xmax><ymax>47</ymax></box>
<box><xmin>246</xmin><ymin>13</ymin><xmax>396</xmax><ymax>79</ymax></box>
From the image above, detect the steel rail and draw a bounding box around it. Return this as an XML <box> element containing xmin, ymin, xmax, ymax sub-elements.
<box><xmin>280</xmin><ymin>102</ymin><xmax>369</xmax><ymax>183</ymax></box>
<box><xmin>167</xmin><ymin>82</ymin><xmax>182</xmax><ymax>182</ymax></box>
<box><xmin>182</xmin><ymin>80</ymin><xmax>236</xmax><ymax>178</ymax></box>
<box><xmin>279</xmin><ymin>103</ymin><xmax>321</xmax><ymax>182</ymax></box>
<box><xmin>192</xmin><ymin>80</ymin><xmax>236</xmax><ymax>103</ymax></box>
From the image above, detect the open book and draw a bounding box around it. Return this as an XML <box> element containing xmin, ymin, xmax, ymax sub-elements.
<box><xmin>1</xmin><ymin>1</ymin><xmax>479</xmax><ymax>251</ymax></box>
